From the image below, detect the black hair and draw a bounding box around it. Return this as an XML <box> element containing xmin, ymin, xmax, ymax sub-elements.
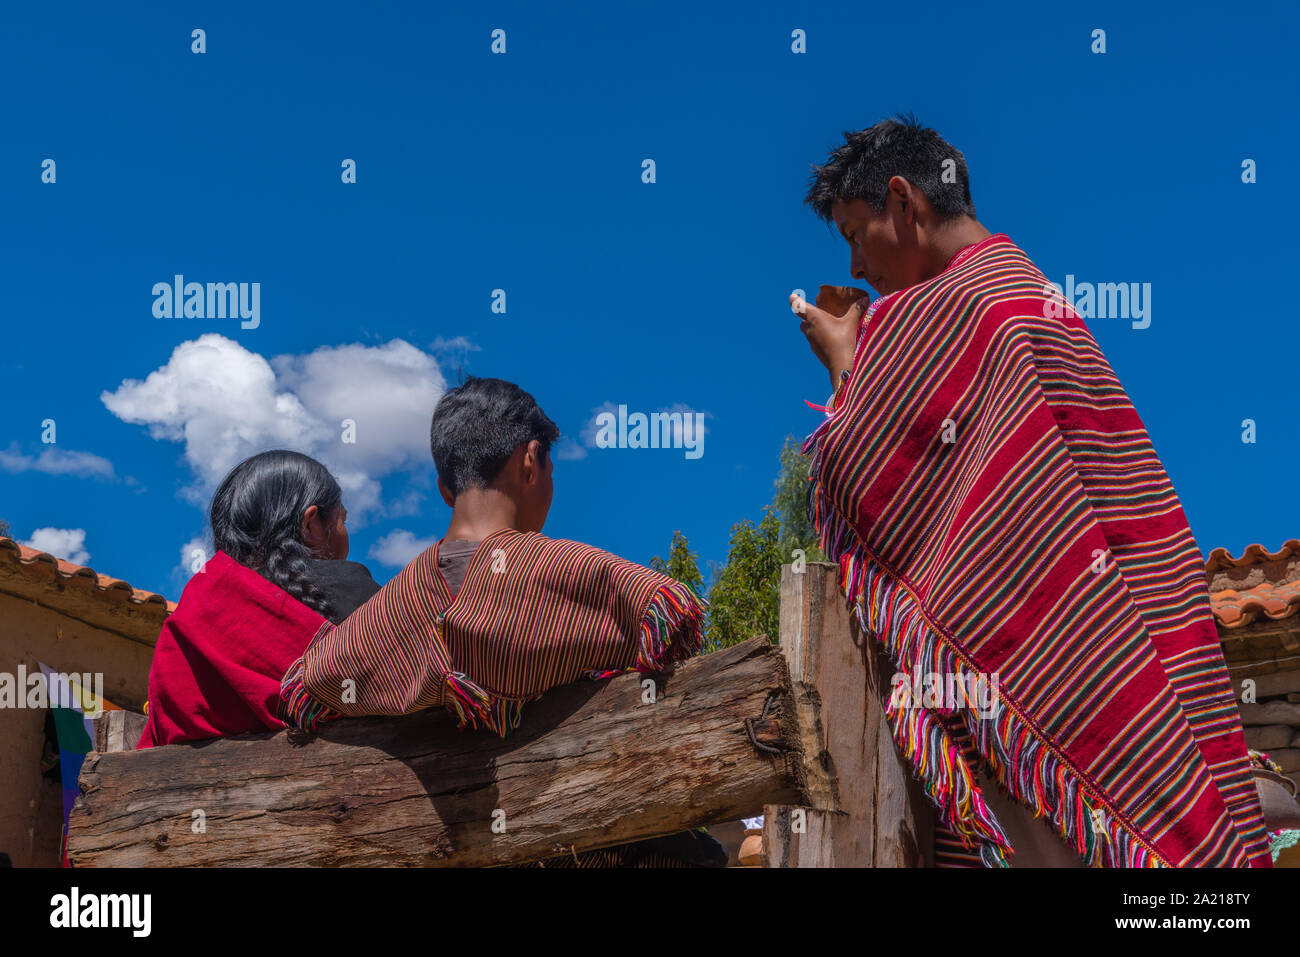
<box><xmin>209</xmin><ymin>450</ymin><xmax>342</xmax><ymax>620</ymax></box>
<box><xmin>430</xmin><ymin>376</ymin><xmax>560</xmax><ymax>497</ymax></box>
<box><xmin>804</xmin><ymin>112</ymin><xmax>976</xmax><ymax>224</ymax></box>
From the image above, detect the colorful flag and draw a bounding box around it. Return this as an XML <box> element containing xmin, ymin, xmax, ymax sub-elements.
<box><xmin>38</xmin><ymin>662</ymin><xmax>121</xmax><ymax>866</ymax></box>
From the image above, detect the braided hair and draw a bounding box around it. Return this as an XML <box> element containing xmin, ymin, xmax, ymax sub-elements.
<box><xmin>209</xmin><ymin>450</ymin><xmax>342</xmax><ymax>621</ymax></box>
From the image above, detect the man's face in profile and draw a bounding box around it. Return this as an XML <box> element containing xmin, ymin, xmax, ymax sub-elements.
<box><xmin>831</xmin><ymin>195</ymin><xmax>921</xmax><ymax>297</ymax></box>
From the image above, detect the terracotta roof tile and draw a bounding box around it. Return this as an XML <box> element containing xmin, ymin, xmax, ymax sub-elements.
<box><xmin>0</xmin><ymin>536</ymin><xmax>176</xmax><ymax>613</ymax></box>
<box><xmin>1206</xmin><ymin>540</ymin><xmax>1300</xmax><ymax>576</ymax></box>
<box><xmin>1210</xmin><ymin>581</ymin><xmax>1300</xmax><ymax>629</ymax></box>
<box><xmin>1206</xmin><ymin>540</ymin><xmax>1300</xmax><ymax>631</ymax></box>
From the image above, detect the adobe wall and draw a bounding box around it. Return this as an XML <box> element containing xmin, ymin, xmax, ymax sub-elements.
<box><xmin>0</xmin><ymin>592</ymin><xmax>156</xmax><ymax>866</ymax></box>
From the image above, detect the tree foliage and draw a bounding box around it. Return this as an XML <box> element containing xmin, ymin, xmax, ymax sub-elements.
<box><xmin>650</xmin><ymin>435</ymin><xmax>826</xmax><ymax>654</ymax></box>
<box><xmin>701</xmin><ymin>507</ymin><xmax>782</xmax><ymax>653</ymax></box>
<box><xmin>648</xmin><ymin>530</ymin><xmax>704</xmax><ymax>598</ymax></box>
<box><xmin>772</xmin><ymin>435</ymin><xmax>825</xmax><ymax>562</ymax></box>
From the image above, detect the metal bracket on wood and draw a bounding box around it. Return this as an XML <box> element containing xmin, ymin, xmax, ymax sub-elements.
<box><xmin>746</xmin><ymin>690</ymin><xmax>784</xmax><ymax>755</ymax></box>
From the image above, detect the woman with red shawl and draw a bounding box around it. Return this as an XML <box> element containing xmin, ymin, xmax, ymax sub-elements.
<box><xmin>137</xmin><ymin>450</ymin><xmax>379</xmax><ymax>749</ymax></box>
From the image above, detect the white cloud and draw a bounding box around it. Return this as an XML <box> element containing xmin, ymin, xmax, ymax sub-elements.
<box><xmin>0</xmin><ymin>443</ymin><xmax>116</xmax><ymax>481</ymax></box>
<box><xmin>577</xmin><ymin>401</ymin><xmax>619</xmax><ymax>449</ymax></box>
<box><xmin>430</xmin><ymin>336</ymin><xmax>481</xmax><ymax>354</ymax></box>
<box><xmin>166</xmin><ymin>535</ymin><xmax>212</xmax><ymax>589</ymax></box>
<box><xmin>272</xmin><ymin>340</ymin><xmax>443</xmax><ymax>475</ymax></box>
<box><xmin>368</xmin><ymin>529</ymin><xmax>437</xmax><ymax>567</ymax></box>
<box><xmin>179</xmin><ymin>537</ymin><xmax>211</xmax><ymax>574</ymax></box>
<box><xmin>24</xmin><ymin>527</ymin><xmax>89</xmax><ymax>565</ymax></box>
<box><xmin>101</xmin><ymin>334</ymin><xmax>447</xmax><ymax>521</ymax></box>
<box><xmin>554</xmin><ymin>437</ymin><xmax>588</xmax><ymax>461</ymax></box>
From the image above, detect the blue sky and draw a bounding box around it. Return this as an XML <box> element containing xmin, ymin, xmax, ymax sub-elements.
<box><xmin>2</xmin><ymin>1</ymin><xmax>1296</xmax><ymax>600</ymax></box>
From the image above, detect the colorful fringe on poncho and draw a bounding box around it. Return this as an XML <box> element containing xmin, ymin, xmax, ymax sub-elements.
<box><xmin>279</xmin><ymin>528</ymin><xmax>705</xmax><ymax>737</ymax></box>
<box><xmin>804</xmin><ymin>233</ymin><xmax>1271</xmax><ymax>867</ymax></box>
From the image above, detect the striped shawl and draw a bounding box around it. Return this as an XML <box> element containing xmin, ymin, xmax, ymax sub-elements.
<box><xmin>280</xmin><ymin>527</ymin><xmax>704</xmax><ymax>737</ymax></box>
<box><xmin>804</xmin><ymin>234</ymin><xmax>1270</xmax><ymax>867</ymax></box>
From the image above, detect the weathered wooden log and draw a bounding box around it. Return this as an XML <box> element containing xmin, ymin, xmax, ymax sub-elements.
<box><xmin>68</xmin><ymin>637</ymin><xmax>819</xmax><ymax>867</ymax></box>
<box><xmin>763</xmin><ymin>563</ymin><xmax>934</xmax><ymax>867</ymax></box>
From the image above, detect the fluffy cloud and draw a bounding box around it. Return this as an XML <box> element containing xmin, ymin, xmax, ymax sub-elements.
<box><xmin>368</xmin><ymin>529</ymin><xmax>437</xmax><ymax>567</ymax></box>
<box><xmin>0</xmin><ymin>443</ymin><xmax>116</xmax><ymax>481</ymax></box>
<box><xmin>24</xmin><ymin>527</ymin><xmax>90</xmax><ymax>565</ymax></box>
<box><xmin>101</xmin><ymin>334</ymin><xmax>446</xmax><ymax>520</ymax></box>
<box><xmin>579</xmin><ymin>401</ymin><xmax>619</xmax><ymax>448</ymax></box>
<box><xmin>178</xmin><ymin>537</ymin><xmax>211</xmax><ymax>575</ymax></box>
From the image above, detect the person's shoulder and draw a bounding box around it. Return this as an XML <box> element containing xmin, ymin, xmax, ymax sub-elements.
<box><xmin>166</xmin><ymin>550</ymin><xmax>238</xmax><ymax>617</ymax></box>
<box><xmin>306</xmin><ymin>558</ymin><xmax>384</xmax><ymax>623</ymax></box>
<box><xmin>500</xmin><ymin>530</ymin><xmax>638</xmax><ymax>570</ymax></box>
<box><xmin>334</xmin><ymin>559</ymin><xmax>380</xmax><ymax>584</ymax></box>
<box><xmin>948</xmin><ymin>235</ymin><xmax>1039</xmax><ymax>287</ymax></box>
<box><xmin>308</xmin><ymin>557</ymin><xmax>381</xmax><ymax>589</ymax></box>
<box><xmin>944</xmin><ymin>235</ymin><xmax>1060</xmax><ymax>316</ymax></box>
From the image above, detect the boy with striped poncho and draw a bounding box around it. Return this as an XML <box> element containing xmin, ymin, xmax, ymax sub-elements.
<box><xmin>279</xmin><ymin>376</ymin><xmax>725</xmax><ymax>867</ymax></box>
<box><xmin>792</xmin><ymin>115</ymin><xmax>1270</xmax><ymax>867</ymax></box>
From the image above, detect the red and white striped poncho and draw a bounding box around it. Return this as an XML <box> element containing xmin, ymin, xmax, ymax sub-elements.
<box><xmin>805</xmin><ymin>233</ymin><xmax>1270</xmax><ymax>867</ymax></box>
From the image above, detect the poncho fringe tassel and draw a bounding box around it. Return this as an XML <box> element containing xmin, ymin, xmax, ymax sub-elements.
<box><xmin>806</xmin><ymin>428</ymin><xmax>1166</xmax><ymax>868</ymax></box>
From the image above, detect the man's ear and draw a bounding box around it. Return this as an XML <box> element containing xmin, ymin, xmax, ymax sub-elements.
<box><xmin>437</xmin><ymin>476</ymin><xmax>456</xmax><ymax>508</ymax></box>
<box><xmin>887</xmin><ymin>175</ymin><xmax>915</xmax><ymax>223</ymax></box>
<box><xmin>521</xmin><ymin>439</ymin><xmax>542</xmax><ymax>485</ymax></box>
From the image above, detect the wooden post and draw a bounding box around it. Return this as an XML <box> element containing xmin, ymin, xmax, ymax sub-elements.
<box><xmin>763</xmin><ymin>563</ymin><xmax>933</xmax><ymax>867</ymax></box>
<box><xmin>92</xmin><ymin>709</ymin><xmax>147</xmax><ymax>755</ymax></box>
<box><xmin>69</xmin><ymin>637</ymin><xmax>825</xmax><ymax>867</ymax></box>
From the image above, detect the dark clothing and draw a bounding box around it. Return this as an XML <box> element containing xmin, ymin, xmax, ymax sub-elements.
<box><xmin>306</xmin><ymin>559</ymin><xmax>382</xmax><ymax>624</ymax></box>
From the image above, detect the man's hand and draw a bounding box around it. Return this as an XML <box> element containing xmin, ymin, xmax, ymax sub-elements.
<box><xmin>792</xmin><ymin>285</ymin><xmax>871</xmax><ymax>388</ymax></box>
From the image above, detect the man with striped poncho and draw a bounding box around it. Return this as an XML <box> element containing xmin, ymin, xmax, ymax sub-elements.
<box><xmin>279</xmin><ymin>376</ymin><xmax>726</xmax><ymax>868</ymax></box>
<box><xmin>792</xmin><ymin>115</ymin><xmax>1270</xmax><ymax>867</ymax></box>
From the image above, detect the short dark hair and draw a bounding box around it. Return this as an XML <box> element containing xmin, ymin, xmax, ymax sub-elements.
<box><xmin>804</xmin><ymin>113</ymin><xmax>976</xmax><ymax>224</ymax></box>
<box><xmin>430</xmin><ymin>376</ymin><xmax>560</xmax><ymax>496</ymax></box>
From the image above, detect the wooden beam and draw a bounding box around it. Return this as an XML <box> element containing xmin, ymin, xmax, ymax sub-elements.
<box><xmin>763</xmin><ymin>563</ymin><xmax>933</xmax><ymax>867</ymax></box>
<box><xmin>68</xmin><ymin>637</ymin><xmax>819</xmax><ymax>867</ymax></box>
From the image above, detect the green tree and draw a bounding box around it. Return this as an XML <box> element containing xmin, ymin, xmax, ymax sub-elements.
<box><xmin>702</xmin><ymin>507</ymin><xmax>783</xmax><ymax>653</ymax></box>
<box><xmin>772</xmin><ymin>435</ymin><xmax>825</xmax><ymax>563</ymax></box>
<box><xmin>651</xmin><ymin>434</ymin><xmax>828</xmax><ymax>655</ymax></box>
<box><xmin>648</xmin><ymin>530</ymin><xmax>704</xmax><ymax>598</ymax></box>
<box><xmin>0</xmin><ymin>518</ymin><xmax>10</xmax><ymax>538</ymax></box>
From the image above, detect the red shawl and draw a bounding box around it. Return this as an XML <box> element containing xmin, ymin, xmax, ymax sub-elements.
<box><xmin>805</xmin><ymin>234</ymin><xmax>1270</xmax><ymax>867</ymax></box>
<box><xmin>137</xmin><ymin>551</ymin><xmax>329</xmax><ymax>748</ymax></box>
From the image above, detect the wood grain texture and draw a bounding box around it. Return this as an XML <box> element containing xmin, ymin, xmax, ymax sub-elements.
<box><xmin>68</xmin><ymin>637</ymin><xmax>817</xmax><ymax>867</ymax></box>
<box><xmin>763</xmin><ymin>563</ymin><xmax>933</xmax><ymax>867</ymax></box>
<box><xmin>94</xmin><ymin>709</ymin><xmax>147</xmax><ymax>754</ymax></box>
